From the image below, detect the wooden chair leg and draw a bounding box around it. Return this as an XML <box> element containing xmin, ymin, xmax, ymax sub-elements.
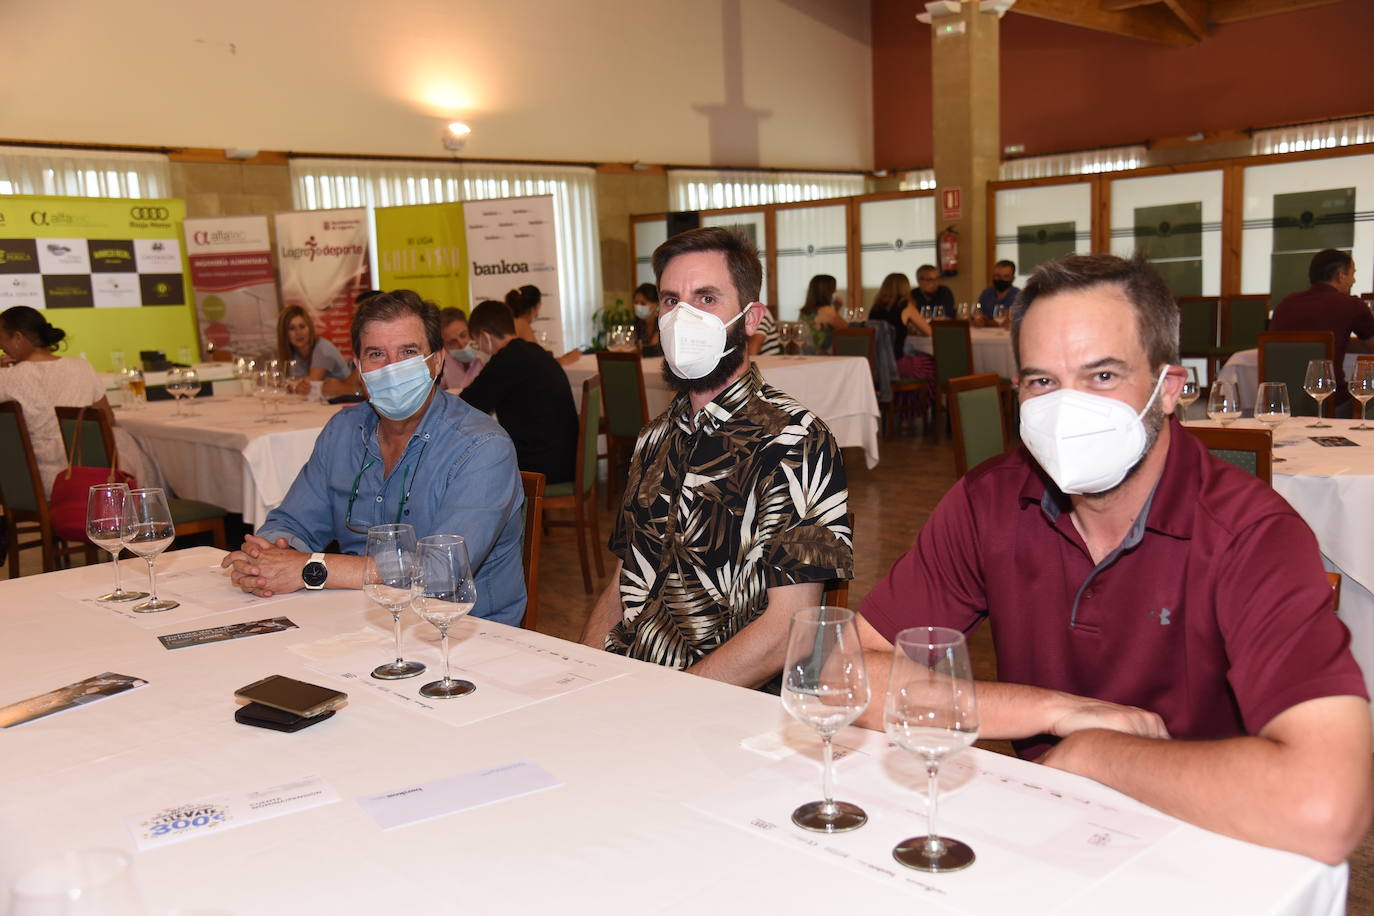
<box><xmin>588</xmin><ymin>489</ymin><xmax>605</xmax><ymax>579</ymax></box>
<box><xmin>211</xmin><ymin>518</ymin><xmax>227</xmax><ymax>550</ymax></box>
<box><xmin>572</xmin><ymin>498</ymin><xmax>593</xmax><ymax>594</ymax></box>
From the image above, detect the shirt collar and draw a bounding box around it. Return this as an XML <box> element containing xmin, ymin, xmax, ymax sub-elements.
<box><xmin>356</xmin><ymin>385</ymin><xmax>446</xmax><ymax>459</ymax></box>
<box><xmin>670</xmin><ymin>363</ymin><xmax>763</xmax><ymax>435</ymax></box>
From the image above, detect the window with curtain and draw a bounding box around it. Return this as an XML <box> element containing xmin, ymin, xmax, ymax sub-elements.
<box><xmin>667</xmin><ymin>169</ymin><xmax>866</xmax><ymax>211</ymax></box>
<box><xmin>1252</xmin><ymin>116</ymin><xmax>1374</xmax><ymax>156</ymax></box>
<box><xmin>289</xmin><ymin>158</ymin><xmax>603</xmax><ymax>348</ymax></box>
<box><xmin>898</xmin><ymin>169</ymin><xmax>937</xmax><ymax>191</ymax></box>
<box><xmin>998</xmin><ymin>145</ymin><xmax>1146</xmax><ymax>182</ymax></box>
<box><xmin>0</xmin><ymin>146</ymin><xmax>172</xmax><ymax>198</ymax></box>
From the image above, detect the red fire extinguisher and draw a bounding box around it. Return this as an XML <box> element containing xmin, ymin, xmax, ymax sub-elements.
<box><xmin>939</xmin><ymin>226</ymin><xmax>959</xmax><ymax>277</ymax></box>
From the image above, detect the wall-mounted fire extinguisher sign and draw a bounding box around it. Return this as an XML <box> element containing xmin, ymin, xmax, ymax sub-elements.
<box><xmin>939</xmin><ymin>226</ymin><xmax>959</xmax><ymax>277</ymax></box>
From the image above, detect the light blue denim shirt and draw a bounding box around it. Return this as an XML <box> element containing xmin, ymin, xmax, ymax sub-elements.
<box><xmin>257</xmin><ymin>391</ymin><xmax>526</xmax><ymax>625</ymax></box>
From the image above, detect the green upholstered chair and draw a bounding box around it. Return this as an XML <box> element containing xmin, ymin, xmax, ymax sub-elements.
<box><xmin>54</xmin><ymin>406</ymin><xmax>228</xmax><ymax>548</ymax></box>
<box><xmin>0</xmin><ymin>401</ymin><xmax>96</xmax><ymax>576</ymax></box>
<box><xmin>930</xmin><ymin>319</ymin><xmax>974</xmax><ymax>437</ymax></box>
<box><xmin>833</xmin><ymin>326</ymin><xmax>929</xmax><ymax>437</ymax></box>
<box><xmin>518</xmin><ymin>470</ymin><xmax>546</xmax><ymax>631</ymax></box>
<box><xmin>594</xmin><ymin>350</ymin><xmax>650</xmax><ymax>510</ymax></box>
<box><xmin>1176</xmin><ymin>297</ymin><xmax>1219</xmax><ymax>358</ymax></box>
<box><xmin>1185</xmin><ymin>425</ymin><xmax>1272</xmax><ymax>485</ymax></box>
<box><xmin>1257</xmin><ymin>331</ymin><xmax>1335</xmax><ymax>418</ymax></box>
<box><xmin>544</xmin><ymin>377</ymin><xmax>605</xmax><ymax>594</ymax></box>
<box><xmin>1217</xmin><ymin>295</ymin><xmax>1271</xmax><ymax>356</ymax></box>
<box><xmin>948</xmin><ymin>373</ymin><xmax>1009</xmax><ymax>477</ymax></box>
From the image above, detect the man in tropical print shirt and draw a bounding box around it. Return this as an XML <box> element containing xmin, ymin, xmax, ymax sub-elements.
<box><xmin>580</xmin><ymin>228</ymin><xmax>853</xmax><ymax>687</ymax></box>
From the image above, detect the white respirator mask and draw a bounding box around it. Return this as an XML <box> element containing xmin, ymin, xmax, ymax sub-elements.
<box><xmin>658</xmin><ymin>302</ymin><xmax>750</xmax><ymax>379</ymax></box>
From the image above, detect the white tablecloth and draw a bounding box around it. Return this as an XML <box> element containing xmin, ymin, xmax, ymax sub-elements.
<box><xmin>117</xmin><ymin>395</ymin><xmax>344</xmax><ymax>525</ymax></box>
<box><xmin>565</xmin><ymin>354</ymin><xmax>882</xmax><ymax>469</ymax></box>
<box><xmin>905</xmin><ymin>327</ymin><xmax>1018</xmax><ymax>380</ymax></box>
<box><xmin>1216</xmin><ymin>349</ymin><xmax>1361</xmax><ymax>412</ymax></box>
<box><xmin>1186</xmin><ymin>417</ymin><xmax>1374</xmax><ymax>720</ymax></box>
<box><xmin>0</xmin><ymin>547</ymin><xmax>1345</xmax><ymax>916</ymax></box>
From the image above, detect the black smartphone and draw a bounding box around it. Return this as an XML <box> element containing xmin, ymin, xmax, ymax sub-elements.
<box><xmin>234</xmin><ymin>675</ymin><xmax>347</xmax><ymax>718</ymax></box>
<box><xmin>234</xmin><ymin>702</ymin><xmax>336</xmax><ymax>732</ymax></box>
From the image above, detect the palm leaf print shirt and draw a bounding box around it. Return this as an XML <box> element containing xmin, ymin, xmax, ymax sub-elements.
<box><xmin>607</xmin><ymin>364</ymin><xmax>853</xmax><ymax>668</ymax></box>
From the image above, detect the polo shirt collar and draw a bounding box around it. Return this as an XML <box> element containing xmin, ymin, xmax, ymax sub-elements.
<box><xmin>671</xmin><ymin>363</ymin><xmax>763</xmax><ymax>434</ymax></box>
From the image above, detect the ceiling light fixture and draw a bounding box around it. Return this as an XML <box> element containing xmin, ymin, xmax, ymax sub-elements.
<box><xmin>442</xmin><ymin>122</ymin><xmax>472</xmax><ymax>153</ymax></box>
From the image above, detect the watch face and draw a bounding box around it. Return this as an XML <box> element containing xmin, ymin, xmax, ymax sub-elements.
<box><xmin>302</xmin><ymin>562</ymin><xmax>327</xmax><ymax>588</ymax></box>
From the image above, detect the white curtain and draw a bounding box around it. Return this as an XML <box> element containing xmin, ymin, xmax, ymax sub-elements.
<box><xmin>0</xmin><ymin>146</ymin><xmax>171</xmax><ymax>198</ymax></box>
<box><xmin>1252</xmin><ymin>116</ymin><xmax>1374</xmax><ymax>156</ymax></box>
<box><xmin>898</xmin><ymin>169</ymin><xmax>937</xmax><ymax>191</ymax></box>
<box><xmin>290</xmin><ymin>158</ymin><xmax>603</xmax><ymax>348</ymax></box>
<box><xmin>998</xmin><ymin>145</ymin><xmax>1146</xmax><ymax>181</ymax></box>
<box><xmin>668</xmin><ymin>169</ymin><xmax>866</xmax><ymax>211</ymax></box>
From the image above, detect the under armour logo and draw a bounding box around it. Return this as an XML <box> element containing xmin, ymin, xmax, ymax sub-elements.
<box><xmin>1151</xmin><ymin>607</ymin><xmax>1172</xmax><ymax>626</ymax></box>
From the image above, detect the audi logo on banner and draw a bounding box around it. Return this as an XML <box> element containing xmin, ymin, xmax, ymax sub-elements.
<box><xmin>130</xmin><ymin>206</ymin><xmax>170</xmax><ymax>221</ymax></box>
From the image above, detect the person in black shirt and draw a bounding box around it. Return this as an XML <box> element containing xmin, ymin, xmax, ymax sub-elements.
<box><xmin>912</xmin><ymin>264</ymin><xmax>955</xmax><ymax>318</ymax></box>
<box><xmin>462</xmin><ymin>300</ymin><xmax>579</xmax><ymax>485</ymax></box>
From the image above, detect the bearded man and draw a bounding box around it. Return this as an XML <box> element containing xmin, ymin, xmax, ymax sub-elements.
<box><xmin>579</xmin><ymin>227</ymin><xmax>853</xmax><ymax>688</ymax></box>
<box><xmin>856</xmin><ymin>253</ymin><xmax>1371</xmax><ymax>865</ymax></box>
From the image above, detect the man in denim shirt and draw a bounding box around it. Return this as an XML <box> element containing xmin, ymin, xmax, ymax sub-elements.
<box><xmin>222</xmin><ymin>291</ymin><xmax>526</xmax><ymax>625</ymax></box>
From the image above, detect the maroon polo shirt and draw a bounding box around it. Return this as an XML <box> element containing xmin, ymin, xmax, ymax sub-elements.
<box><xmin>861</xmin><ymin>418</ymin><xmax>1366</xmax><ymax>759</ymax></box>
<box><xmin>1270</xmin><ymin>283</ymin><xmax>1374</xmax><ymax>396</ymax></box>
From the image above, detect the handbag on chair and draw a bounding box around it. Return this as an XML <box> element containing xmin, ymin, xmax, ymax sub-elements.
<box><xmin>49</xmin><ymin>407</ymin><xmax>137</xmax><ymax>543</ymax></box>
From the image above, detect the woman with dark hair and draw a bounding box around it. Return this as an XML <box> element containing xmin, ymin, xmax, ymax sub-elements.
<box><xmin>0</xmin><ymin>306</ymin><xmax>157</xmax><ymax>495</ymax></box>
<box><xmin>799</xmin><ymin>274</ymin><xmax>848</xmax><ymax>352</ymax></box>
<box><xmin>276</xmin><ymin>305</ymin><xmax>350</xmax><ymax>393</ymax></box>
<box><xmin>631</xmin><ymin>282</ymin><xmax>662</xmax><ymax>357</ymax></box>
<box><xmin>505</xmin><ymin>284</ymin><xmax>542</xmax><ymax>343</ymax></box>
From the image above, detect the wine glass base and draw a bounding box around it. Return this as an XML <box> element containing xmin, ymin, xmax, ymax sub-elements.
<box><xmin>792</xmin><ymin>800</ymin><xmax>867</xmax><ymax>833</ymax></box>
<box><xmin>1306</xmin><ymin>421</ymin><xmax>1332</xmax><ymax>428</ymax></box>
<box><xmin>132</xmin><ymin>598</ymin><xmax>180</xmax><ymax>613</ymax></box>
<box><xmin>419</xmin><ymin>678</ymin><xmax>475</xmax><ymax>699</ymax></box>
<box><xmin>1355</xmin><ymin>423</ymin><xmax>1371</xmax><ymax>430</ymax></box>
<box><xmin>372</xmin><ymin>660</ymin><xmax>426</xmax><ymax>680</ymax></box>
<box><xmin>98</xmin><ymin>590</ymin><xmax>148</xmax><ymax>603</ymax></box>
<box><xmin>893</xmin><ymin>836</ymin><xmax>976</xmax><ymax>872</ymax></box>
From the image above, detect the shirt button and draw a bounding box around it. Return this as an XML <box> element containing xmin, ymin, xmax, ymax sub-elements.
<box><xmin>376</xmin><ymin>496</ymin><xmax>383</xmax><ymax>503</ymax></box>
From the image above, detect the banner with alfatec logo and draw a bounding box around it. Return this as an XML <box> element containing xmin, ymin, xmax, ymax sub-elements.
<box><xmin>273</xmin><ymin>208</ymin><xmax>371</xmax><ymax>359</ymax></box>
<box><xmin>464</xmin><ymin>195</ymin><xmax>562</xmax><ymax>354</ymax></box>
<box><xmin>184</xmin><ymin>215</ymin><xmax>277</xmax><ymax>357</ymax></box>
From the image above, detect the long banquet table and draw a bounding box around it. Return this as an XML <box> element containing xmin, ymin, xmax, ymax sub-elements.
<box><xmin>0</xmin><ymin>548</ymin><xmax>1345</xmax><ymax>915</ymax></box>
<box><xmin>564</xmin><ymin>353</ymin><xmax>882</xmax><ymax>468</ymax></box>
<box><xmin>1216</xmin><ymin>349</ymin><xmax>1361</xmax><ymax>411</ymax></box>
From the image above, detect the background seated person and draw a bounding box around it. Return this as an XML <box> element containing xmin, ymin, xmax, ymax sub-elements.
<box><xmin>632</xmin><ymin>282</ymin><xmax>662</xmax><ymax>357</ymax></box>
<box><xmin>222</xmin><ymin>290</ymin><xmax>526</xmax><ymax>625</ymax></box>
<box><xmin>856</xmin><ymin>253</ymin><xmax>1371</xmax><ymax>865</ymax></box>
<box><xmin>747</xmin><ymin>305</ymin><xmax>782</xmax><ymax>355</ymax></box>
<box><xmin>1269</xmin><ymin>248</ymin><xmax>1374</xmax><ymax>413</ymax></box>
<box><xmin>799</xmin><ymin>274</ymin><xmax>848</xmax><ymax>353</ymax></box>
<box><xmin>462</xmin><ymin>300</ymin><xmax>579</xmax><ymax>486</ymax></box>
<box><xmin>911</xmin><ymin>264</ymin><xmax>955</xmax><ymax>318</ymax></box>
<box><xmin>437</xmin><ymin>306</ymin><xmax>482</xmax><ymax>393</ymax></box>
<box><xmin>506</xmin><ymin>284</ymin><xmax>543</xmax><ymax>343</ymax></box>
<box><xmin>278</xmin><ymin>304</ymin><xmax>350</xmax><ymax>394</ymax></box>
<box><xmin>975</xmin><ymin>259</ymin><xmax>1019</xmax><ymax>327</ymax></box>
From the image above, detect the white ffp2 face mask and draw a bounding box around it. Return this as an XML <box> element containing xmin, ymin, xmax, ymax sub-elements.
<box><xmin>659</xmin><ymin>302</ymin><xmax>749</xmax><ymax>379</ymax></box>
<box><xmin>1019</xmin><ymin>367</ymin><xmax>1169</xmax><ymax>495</ymax></box>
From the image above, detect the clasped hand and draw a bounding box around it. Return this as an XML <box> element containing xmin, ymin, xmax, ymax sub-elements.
<box><xmin>221</xmin><ymin>534</ymin><xmax>306</xmax><ymax>597</ymax></box>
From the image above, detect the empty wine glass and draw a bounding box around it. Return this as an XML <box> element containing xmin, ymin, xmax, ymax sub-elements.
<box><xmin>120</xmin><ymin>488</ymin><xmax>178</xmax><ymax>613</ymax></box>
<box><xmin>366</xmin><ymin>523</ymin><xmax>425</xmax><ymax>680</ymax></box>
<box><xmin>1206</xmin><ymin>379</ymin><xmax>1242</xmax><ymax>427</ymax></box>
<box><xmin>182</xmin><ymin>368</ymin><xmax>201</xmax><ymax>416</ymax></box>
<box><xmin>165</xmin><ymin>367</ymin><xmax>185</xmax><ymax>416</ymax></box>
<box><xmin>1303</xmin><ymin>359</ymin><xmax>1336</xmax><ymax>428</ymax></box>
<box><xmin>86</xmin><ymin>483</ymin><xmax>147</xmax><ymax>603</ymax></box>
<box><xmin>1255</xmin><ymin>381</ymin><xmax>1290</xmax><ymax>464</ymax></box>
<box><xmin>1176</xmin><ymin>367</ymin><xmax>1200</xmax><ymax>419</ymax></box>
<box><xmin>1351</xmin><ymin>361</ymin><xmax>1374</xmax><ymax>431</ymax></box>
<box><xmin>413</xmin><ymin>534</ymin><xmax>478</xmax><ymax>699</ymax></box>
<box><xmin>253</xmin><ymin>368</ymin><xmax>274</xmax><ymax>422</ymax></box>
<box><xmin>885</xmin><ymin>627</ymin><xmax>980</xmax><ymax>873</ymax></box>
<box><xmin>234</xmin><ymin>357</ymin><xmax>253</xmax><ymax>396</ymax></box>
<box><xmin>781</xmin><ymin>606</ymin><xmax>871</xmax><ymax>833</ymax></box>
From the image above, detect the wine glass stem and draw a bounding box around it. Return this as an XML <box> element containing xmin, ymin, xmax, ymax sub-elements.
<box><xmin>924</xmin><ymin>761</ymin><xmax>945</xmax><ymax>856</ymax></box>
<box><xmin>145</xmin><ymin>558</ymin><xmax>158</xmax><ymax>604</ymax></box>
<box><xmin>391</xmin><ymin>611</ymin><xmax>404</xmax><ymax>664</ymax></box>
<box><xmin>440</xmin><ymin>626</ymin><xmax>452</xmax><ymax>685</ymax></box>
<box><xmin>110</xmin><ymin>547</ymin><xmax>123</xmax><ymax>595</ymax></box>
<box><xmin>820</xmin><ymin>734</ymin><xmax>837</xmax><ymax>815</ymax></box>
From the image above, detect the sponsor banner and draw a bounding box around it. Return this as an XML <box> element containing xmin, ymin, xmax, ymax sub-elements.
<box><xmin>184</xmin><ymin>216</ymin><xmax>278</xmax><ymax>354</ymax></box>
<box><xmin>375</xmin><ymin>202</ymin><xmax>469</xmax><ymax>312</ymax></box>
<box><xmin>464</xmin><ymin>195</ymin><xmax>563</xmax><ymax>354</ymax></box>
<box><xmin>0</xmin><ymin>196</ymin><xmax>194</xmax><ymax>370</ymax></box>
<box><xmin>274</xmin><ymin>208</ymin><xmax>371</xmax><ymax>359</ymax></box>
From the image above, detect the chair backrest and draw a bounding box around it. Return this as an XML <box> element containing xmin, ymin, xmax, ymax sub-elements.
<box><xmin>948</xmin><ymin>373</ymin><xmax>1008</xmax><ymax>476</ymax></box>
<box><xmin>55</xmin><ymin>406</ymin><xmax>115</xmax><ymax>469</ymax></box>
<box><xmin>831</xmin><ymin>327</ymin><xmax>877</xmax><ymax>387</ymax></box>
<box><xmin>1257</xmin><ymin>331</ymin><xmax>1335</xmax><ymax>418</ymax></box>
<box><xmin>518</xmin><ymin>471</ymin><xmax>546</xmax><ymax>631</ymax></box>
<box><xmin>1220</xmin><ymin>295</ymin><xmax>1270</xmax><ymax>351</ymax></box>
<box><xmin>0</xmin><ymin>401</ymin><xmax>48</xmax><ymax>516</ymax></box>
<box><xmin>594</xmin><ymin>351</ymin><xmax>650</xmax><ymax>440</ymax></box>
<box><xmin>576</xmin><ymin>377</ymin><xmax>603</xmax><ymax>498</ymax></box>
<box><xmin>930</xmin><ymin>320</ymin><xmax>974</xmax><ymax>387</ymax></box>
<box><xmin>1175</xmin><ymin>297</ymin><xmax>1219</xmax><ymax>355</ymax></box>
<box><xmin>1185</xmin><ymin>425</ymin><xmax>1272</xmax><ymax>485</ymax></box>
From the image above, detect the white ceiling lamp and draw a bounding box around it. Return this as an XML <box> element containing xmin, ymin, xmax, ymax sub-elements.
<box><xmin>917</xmin><ymin>0</ymin><xmax>1015</xmax><ymax>23</ymax></box>
<box><xmin>442</xmin><ymin>121</ymin><xmax>472</xmax><ymax>154</ymax></box>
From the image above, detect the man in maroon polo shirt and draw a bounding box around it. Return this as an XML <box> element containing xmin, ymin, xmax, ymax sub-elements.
<box><xmin>1270</xmin><ymin>248</ymin><xmax>1374</xmax><ymax>409</ymax></box>
<box><xmin>857</xmin><ymin>253</ymin><xmax>1371</xmax><ymax>865</ymax></box>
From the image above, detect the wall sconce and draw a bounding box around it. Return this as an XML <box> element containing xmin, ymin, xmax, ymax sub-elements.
<box><xmin>443</xmin><ymin>122</ymin><xmax>472</xmax><ymax>153</ymax></box>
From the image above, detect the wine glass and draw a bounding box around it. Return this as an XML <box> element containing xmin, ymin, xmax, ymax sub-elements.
<box><xmin>86</xmin><ymin>484</ymin><xmax>147</xmax><ymax>603</ymax></box>
<box><xmin>1255</xmin><ymin>382</ymin><xmax>1290</xmax><ymax>464</ymax></box>
<box><xmin>366</xmin><ymin>523</ymin><xmax>426</xmax><ymax>680</ymax></box>
<box><xmin>536</xmin><ymin>328</ymin><xmax>552</xmax><ymax>350</ymax></box>
<box><xmin>253</xmin><ymin>368</ymin><xmax>273</xmax><ymax>422</ymax></box>
<box><xmin>1350</xmin><ymin>361</ymin><xmax>1374</xmax><ymax>430</ymax></box>
<box><xmin>1176</xmin><ymin>367</ymin><xmax>1200</xmax><ymax>419</ymax></box>
<box><xmin>8</xmin><ymin>848</ymin><xmax>143</xmax><ymax>916</ymax></box>
<box><xmin>120</xmin><ymin>488</ymin><xmax>179</xmax><ymax>613</ymax></box>
<box><xmin>1206</xmin><ymin>379</ymin><xmax>1242</xmax><ymax>427</ymax></box>
<box><xmin>1303</xmin><ymin>359</ymin><xmax>1336</xmax><ymax>428</ymax></box>
<box><xmin>413</xmin><ymin>534</ymin><xmax>478</xmax><ymax>699</ymax></box>
<box><xmin>182</xmin><ymin>368</ymin><xmax>201</xmax><ymax>416</ymax></box>
<box><xmin>992</xmin><ymin>303</ymin><xmax>1008</xmax><ymax>325</ymax></box>
<box><xmin>781</xmin><ymin>606</ymin><xmax>871</xmax><ymax>833</ymax></box>
<box><xmin>884</xmin><ymin>627</ymin><xmax>980</xmax><ymax>873</ymax></box>
<box><xmin>125</xmin><ymin>367</ymin><xmax>146</xmax><ymax>409</ymax></box>
<box><xmin>165</xmin><ymin>367</ymin><xmax>185</xmax><ymax>416</ymax></box>
<box><xmin>234</xmin><ymin>357</ymin><xmax>252</xmax><ymax>396</ymax></box>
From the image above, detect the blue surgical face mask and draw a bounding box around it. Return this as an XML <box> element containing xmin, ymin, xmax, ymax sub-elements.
<box><xmin>362</xmin><ymin>352</ymin><xmax>439</xmax><ymax>421</ymax></box>
<box><xmin>447</xmin><ymin>346</ymin><xmax>477</xmax><ymax>364</ymax></box>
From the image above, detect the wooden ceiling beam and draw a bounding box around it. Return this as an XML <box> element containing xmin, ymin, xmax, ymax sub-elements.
<box><xmin>1163</xmin><ymin>0</ymin><xmax>1209</xmax><ymax>38</ymax></box>
<box><xmin>1209</xmin><ymin>0</ymin><xmax>1344</xmax><ymax>24</ymax></box>
<box><xmin>1012</xmin><ymin>0</ymin><xmax>1198</xmax><ymax>46</ymax></box>
<box><xmin>1099</xmin><ymin>0</ymin><xmax>1160</xmax><ymax>10</ymax></box>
